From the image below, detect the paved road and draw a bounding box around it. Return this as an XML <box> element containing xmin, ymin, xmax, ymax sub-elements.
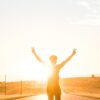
<box><xmin>17</xmin><ymin>93</ymin><xmax>99</xmax><ymax>100</ymax></box>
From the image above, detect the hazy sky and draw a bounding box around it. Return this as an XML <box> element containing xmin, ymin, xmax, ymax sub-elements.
<box><xmin>0</xmin><ymin>0</ymin><xmax>100</xmax><ymax>81</ymax></box>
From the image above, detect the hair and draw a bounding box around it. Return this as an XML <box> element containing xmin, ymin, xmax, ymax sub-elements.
<box><xmin>49</xmin><ymin>55</ymin><xmax>57</xmax><ymax>61</ymax></box>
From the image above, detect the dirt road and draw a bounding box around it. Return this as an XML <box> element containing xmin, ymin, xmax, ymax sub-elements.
<box><xmin>17</xmin><ymin>93</ymin><xmax>99</xmax><ymax>100</ymax></box>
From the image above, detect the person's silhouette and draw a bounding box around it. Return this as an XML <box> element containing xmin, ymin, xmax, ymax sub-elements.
<box><xmin>32</xmin><ymin>48</ymin><xmax>76</xmax><ymax>100</ymax></box>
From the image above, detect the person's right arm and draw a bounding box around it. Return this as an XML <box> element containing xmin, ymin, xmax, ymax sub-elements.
<box><xmin>32</xmin><ymin>48</ymin><xmax>44</xmax><ymax>64</ymax></box>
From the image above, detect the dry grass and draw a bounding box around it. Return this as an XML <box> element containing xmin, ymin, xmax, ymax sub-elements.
<box><xmin>0</xmin><ymin>81</ymin><xmax>46</xmax><ymax>95</ymax></box>
<box><xmin>0</xmin><ymin>77</ymin><xmax>100</xmax><ymax>98</ymax></box>
<box><xmin>60</xmin><ymin>77</ymin><xmax>100</xmax><ymax>98</ymax></box>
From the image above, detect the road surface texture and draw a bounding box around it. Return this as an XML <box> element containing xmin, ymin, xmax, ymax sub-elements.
<box><xmin>17</xmin><ymin>93</ymin><xmax>99</xmax><ymax>100</ymax></box>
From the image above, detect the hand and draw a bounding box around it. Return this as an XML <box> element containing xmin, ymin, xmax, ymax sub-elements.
<box><xmin>72</xmin><ymin>48</ymin><xmax>77</xmax><ymax>55</ymax></box>
<box><xmin>32</xmin><ymin>47</ymin><xmax>35</xmax><ymax>53</ymax></box>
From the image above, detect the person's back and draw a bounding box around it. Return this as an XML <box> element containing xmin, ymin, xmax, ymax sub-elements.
<box><xmin>31</xmin><ymin>48</ymin><xmax>76</xmax><ymax>100</ymax></box>
<box><xmin>47</xmin><ymin>66</ymin><xmax>61</xmax><ymax>100</ymax></box>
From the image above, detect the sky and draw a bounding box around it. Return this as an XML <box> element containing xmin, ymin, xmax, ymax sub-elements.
<box><xmin>0</xmin><ymin>0</ymin><xmax>100</xmax><ymax>81</ymax></box>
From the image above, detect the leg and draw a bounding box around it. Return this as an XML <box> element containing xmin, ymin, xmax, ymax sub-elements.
<box><xmin>55</xmin><ymin>94</ymin><xmax>61</xmax><ymax>100</ymax></box>
<box><xmin>55</xmin><ymin>89</ymin><xmax>61</xmax><ymax>100</ymax></box>
<box><xmin>47</xmin><ymin>93</ymin><xmax>53</xmax><ymax>100</ymax></box>
<box><xmin>48</xmin><ymin>95</ymin><xmax>53</xmax><ymax>100</ymax></box>
<box><xmin>47</xmin><ymin>91</ymin><xmax>53</xmax><ymax>100</ymax></box>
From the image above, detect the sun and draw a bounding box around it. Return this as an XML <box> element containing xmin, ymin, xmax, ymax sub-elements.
<box><xmin>32</xmin><ymin>64</ymin><xmax>50</xmax><ymax>82</ymax></box>
<box><xmin>20</xmin><ymin>58</ymin><xmax>50</xmax><ymax>82</ymax></box>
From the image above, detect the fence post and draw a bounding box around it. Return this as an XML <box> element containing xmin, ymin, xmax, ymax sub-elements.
<box><xmin>20</xmin><ymin>80</ymin><xmax>22</xmax><ymax>95</ymax></box>
<box><xmin>5</xmin><ymin>75</ymin><xmax>7</xmax><ymax>95</ymax></box>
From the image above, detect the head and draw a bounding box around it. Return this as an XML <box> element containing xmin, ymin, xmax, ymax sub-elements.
<box><xmin>49</xmin><ymin>55</ymin><xmax>57</xmax><ymax>65</ymax></box>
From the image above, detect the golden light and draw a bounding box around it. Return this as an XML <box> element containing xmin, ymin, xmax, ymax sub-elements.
<box><xmin>32</xmin><ymin>65</ymin><xmax>50</xmax><ymax>82</ymax></box>
<box><xmin>19</xmin><ymin>58</ymin><xmax>51</xmax><ymax>82</ymax></box>
<box><xmin>17</xmin><ymin>48</ymin><xmax>78</xmax><ymax>82</ymax></box>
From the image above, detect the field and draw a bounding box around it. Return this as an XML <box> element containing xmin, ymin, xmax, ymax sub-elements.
<box><xmin>0</xmin><ymin>81</ymin><xmax>46</xmax><ymax>95</ymax></box>
<box><xmin>60</xmin><ymin>77</ymin><xmax>100</xmax><ymax>98</ymax></box>
<box><xmin>0</xmin><ymin>77</ymin><xmax>100</xmax><ymax>98</ymax></box>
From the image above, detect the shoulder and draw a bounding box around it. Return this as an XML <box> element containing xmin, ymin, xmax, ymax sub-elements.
<box><xmin>56</xmin><ymin>63</ymin><xmax>64</xmax><ymax>70</ymax></box>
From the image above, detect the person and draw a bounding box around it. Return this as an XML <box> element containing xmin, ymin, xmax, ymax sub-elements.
<box><xmin>32</xmin><ymin>48</ymin><xmax>76</xmax><ymax>100</ymax></box>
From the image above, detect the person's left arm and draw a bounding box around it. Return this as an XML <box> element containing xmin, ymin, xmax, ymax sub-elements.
<box><xmin>57</xmin><ymin>49</ymin><xmax>77</xmax><ymax>69</ymax></box>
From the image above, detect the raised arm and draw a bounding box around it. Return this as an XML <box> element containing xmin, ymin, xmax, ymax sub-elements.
<box><xmin>57</xmin><ymin>49</ymin><xmax>77</xmax><ymax>69</ymax></box>
<box><xmin>32</xmin><ymin>48</ymin><xmax>44</xmax><ymax>64</ymax></box>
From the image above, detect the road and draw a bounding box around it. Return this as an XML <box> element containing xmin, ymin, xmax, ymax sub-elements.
<box><xmin>16</xmin><ymin>93</ymin><xmax>99</xmax><ymax>100</ymax></box>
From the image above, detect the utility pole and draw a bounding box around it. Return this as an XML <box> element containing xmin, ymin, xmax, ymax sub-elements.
<box><xmin>5</xmin><ymin>75</ymin><xmax>7</xmax><ymax>95</ymax></box>
<box><xmin>20</xmin><ymin>80</ymin><xmax>22</xmax><ymax>95</ymax></box>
